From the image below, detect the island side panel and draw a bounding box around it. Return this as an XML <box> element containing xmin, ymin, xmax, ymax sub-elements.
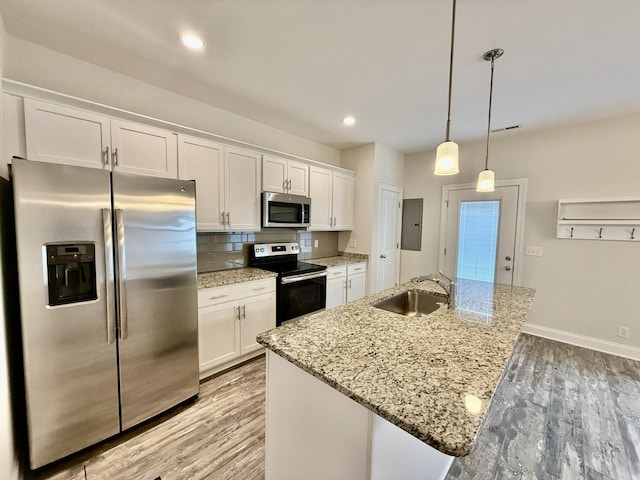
<box><xmin>265</xmin><ymin>350</ymin><xmax>371</xmax><ymax>480</ymax></box>
<box><xmin>371</xmin><ymin>415</ymin><xmax>454</xmax><ymax>480</ymax></box>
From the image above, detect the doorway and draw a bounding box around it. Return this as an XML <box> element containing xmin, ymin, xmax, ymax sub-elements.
<box><xmin>375</xmin><ymin>184</ymin><xmax>402</xmax><ymax>292</ymax></box>
<box><xmin>438</xmin><ymin>179</ymin><xmax>527</xmax><ymax>286</ymax></box>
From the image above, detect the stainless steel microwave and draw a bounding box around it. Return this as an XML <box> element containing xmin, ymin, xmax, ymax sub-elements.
<box><xmin>262</xmin><ymin>192</ymin><xmax>311</xmax><ymax>228</ymax></box>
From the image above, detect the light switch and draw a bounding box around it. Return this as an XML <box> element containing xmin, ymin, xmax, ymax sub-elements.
<box><xmin>314</xmin><ymin>239</ymin><xmax>319</xmax><ymax>248</ymax></box>
<box><xmin>525</xmin><ymin>246</ymin><xmax>542</xmax><ymax>256</ymax></box>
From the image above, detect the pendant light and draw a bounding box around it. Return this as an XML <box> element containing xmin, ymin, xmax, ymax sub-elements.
<box><xmin>476</xmin><ymin>48</ymin><xmax>504</xmax><ymax>192</ymax></box>
<box><xmin>434</xmin><ymin>0</ymin><xmax>459</xmax><ymax>175</ymax></box>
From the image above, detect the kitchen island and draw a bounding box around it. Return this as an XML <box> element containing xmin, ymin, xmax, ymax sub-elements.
<box><xmin>257</xmin><ymin>279</ymin><xmax>535</xmax><ymax>480</ymax></box>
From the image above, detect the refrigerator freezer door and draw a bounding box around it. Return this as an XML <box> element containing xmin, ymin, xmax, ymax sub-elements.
<box><xmin>12</xmin><ymin>160</ymin><xmax>119</xmax><ymax>469</ymax></box>
<box><xmin>112</xmin><ymin>172</ymin><xmax>199</xmax><ymax>430</ymax></box>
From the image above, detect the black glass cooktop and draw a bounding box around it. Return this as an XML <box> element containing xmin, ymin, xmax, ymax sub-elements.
<box><xmin>256</xmin><ymin>260</ymin><xmax>326</xmax><ymax>277</ymax></box>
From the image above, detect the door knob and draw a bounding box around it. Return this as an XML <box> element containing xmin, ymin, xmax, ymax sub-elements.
<box><xmin>505</xmin><ymin>256</ymin><xmax>512</xmax><ymax>261</ymax></box>
<box><xmin>380</xmin><ymin>254</ymin><xmax>386</xmax><ymax>259</ymax></box>
<box><xmin>505</xmin><ymin>266</ymin><xmax>512</xmax><ymax>271</ymax></box>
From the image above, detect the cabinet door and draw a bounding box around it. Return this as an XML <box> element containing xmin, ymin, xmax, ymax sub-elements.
<box><xmin>262</xmin><ymin>155</ymin><xmax>287</xmax><ymax>193</ymax></box>
<box><xmin>347</xmin><ymin>272</ymin><xmax>366</xmax><ymax>303</ymax></box>
<box><xmin>240</xmin><ymin>292</ymin><xmax>276</xmax><ymax>355</ymax></box>
<box><xmin>24</xmin><ymin>98</ymin><xmax>110</xmax><ymax>169</ymax></box>
<box><xmin>287</xmin><ymin>160</ymin><xmax>309</xmax><ymax>196</ymax></box>
<box><xmin>198</xmin><ymin>300</ymin><xmax>241</xmax><ymax>372</ymax></box>
<box><xmin>326</xmin><ymin>275</ymin><xmax>347</xmax><ymax>310</ymax></box>
<box><xmin>332</xmin><ymin>171</ymin><xmax>354</xmax><ymax>231</ymax></box>
<box><xmin>178</xmin><ymin>135</ymin><xmax>225</xmax><ymax>231</ymax></box>
<box><xmin>110</xmin><ymin>119</ymin><xmax>178</xmax><ymax>178</ymax></box>
<box><xmin>309</xmin><ymin>166</ymin><xmax>333</xmax><ymax>230</ymax></box>
<box><xmin>225</xmin><ymin>146</ymin><xmax>261</xmax><ymax>231</ymax></box>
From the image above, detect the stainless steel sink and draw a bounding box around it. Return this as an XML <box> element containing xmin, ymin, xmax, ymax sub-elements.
<box><xmin>373</xmin><ymin>290</ymin><xmax>446</xmax><ymax>317</ymax></box>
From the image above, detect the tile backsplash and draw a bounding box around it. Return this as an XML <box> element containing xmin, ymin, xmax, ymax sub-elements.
<box><xmin>197</xmin><ymin>229</ymin><xmax>339</xmax><ymax>272</ymax></box>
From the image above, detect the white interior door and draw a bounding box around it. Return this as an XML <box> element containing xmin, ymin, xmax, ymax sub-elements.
<box><xmin>442</xmin><ymin>184</ymin><xmax>521</xmax><ymax>285</ymax></box>
<box><xmin>376</xmin><ymin>184</ymin><xmax>402</xmax><ymax>292</ymax></box>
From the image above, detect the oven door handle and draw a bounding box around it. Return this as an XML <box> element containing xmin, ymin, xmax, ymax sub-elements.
<box><xmin>281</xmin><ymin>271</ymin><xmax>328</xmax><ymax>284</ymax></box>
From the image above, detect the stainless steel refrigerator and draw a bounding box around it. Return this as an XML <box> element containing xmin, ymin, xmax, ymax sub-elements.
<box><xmin>11</xmin><ymin>159</ymin><xmax>199</xmax><ymax>469</ymax></box>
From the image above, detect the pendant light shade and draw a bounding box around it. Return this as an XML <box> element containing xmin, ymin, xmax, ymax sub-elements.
<box><xmin>476</xmin><ymin>169</ymin><xmax>495</xmax><ymax>192</ymax></box>
<box><xmin>434</xmin><ymin>141</ymin><xmax>459</xmax><ymax>175</ymax></box>
<box><xmin>476</xmin><ymin>48</ymin><xmax>503</xmax><ymax>193</ymax></box>
<box><xmin>434</xmin><ymin>0</ymin><xmax>459</xmax><ymax>176</ymax></box>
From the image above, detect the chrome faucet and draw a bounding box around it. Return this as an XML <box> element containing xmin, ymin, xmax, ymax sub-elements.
<box><xmin>410</xmin><ymin>272</ymin><xmax>456</xmax><ymax>309</ymax></box>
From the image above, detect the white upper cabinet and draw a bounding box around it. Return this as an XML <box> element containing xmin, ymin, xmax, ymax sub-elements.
<box><xmin>178</xmin><ymin>135</ymin><xmax>225</xmax><ymax>231</ymax></box>
<box><xmin>178</xmin><ymin>138</ymin><xmax>261</xmax><ymax>232</ymax></box>
<box><xmin>332</xmin><ymin>171</ymin><xmax>354</xmax><ymax>230</ymax></box>
<box><xmin>24</xmin><ymin>98</ymin><xmax>178</xmax><ymax>178</ymax></box>
<box><xmin>309</xmin><ymin>165</ymin><xmax>354</xmax><ymax>231</ymax></box>
<box><xmin>262</xmin><ymin>155</ymin><xmax>309</xmax><ymax>196</ymax></box>
<box><xmin>24</xmin><ymin>98</ymin><xmax>110</xmax><ymax>169</ymax></box>
<box><xmin>225</xmin><ymin>146</ymin><xmax>262</xmax><ymax>231</ymax></box>
<box><xmin>110</xmin><ymin>119</ymin><xmax>177</xmax><ymax>178</ymax></box>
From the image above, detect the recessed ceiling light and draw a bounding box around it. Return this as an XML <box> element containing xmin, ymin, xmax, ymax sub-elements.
<box><xmin>342</xmin><ymin>116</ymin><xmax>356</xmax><ymax>126</ymax></box>
<box><xmin>181</xmin><ymin>34</ymin><xmax>204</xmax><ymax>50</ymax></box>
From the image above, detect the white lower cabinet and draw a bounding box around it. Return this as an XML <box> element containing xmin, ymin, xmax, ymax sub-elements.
<box><xmin>198</xmin><ymin>277</ymin><xmax>275</xmax><ymax>378</ymax></box>
<box><xmin>326</xmin><ymin>262</ymin><xmax>367</xmax><ymax>309</ymax></box>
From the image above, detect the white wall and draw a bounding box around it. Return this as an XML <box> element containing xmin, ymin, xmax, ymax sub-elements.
<box><xmin>340</xmin><ymin>143</ymin><xmax>404</xmax><ymax>293</ymax></box>
<box><xmin>0</xmin><ymin>13</ymin><xmax>19</xmax><ymax>480</ymax></box>
<box><xmin>402</xmin><ymin>112</ymin><xmax>640</xmax><ymax>350</ymax></box>
<box><xmin>339</xmin><ymin>144</ymin><xmax>375</xmax><ymax>254</ymax></box>
<box><xmin>2</xmin><ymin>36</ymin><xmax>340</xmax><ymax>167</ymax></box>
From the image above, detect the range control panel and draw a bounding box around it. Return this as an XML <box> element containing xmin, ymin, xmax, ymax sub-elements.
<box><xmin>253</xmin><ymin>242</ymin><xmax>300</xmax><ymax>258</ymax></box>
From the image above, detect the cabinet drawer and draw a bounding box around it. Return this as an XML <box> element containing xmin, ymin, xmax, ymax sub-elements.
<box><xmin>347</xmin><ymin>263</ymin><xmax>367</xmax><ymax>275</ymax></box>
<box><xmin>327</xmin><ymin>266</ymin><xmax>347</xmax><ymax>279</ymax></box>
<box><xmin>198</xmin><ymin>277</ymin><xmax>275</xmax><ymax>308</ymax></box>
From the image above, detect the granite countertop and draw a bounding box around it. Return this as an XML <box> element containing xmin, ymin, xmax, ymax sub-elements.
<box><xmin>307</xmin><ymin>254</ymin><xmax>369</xmax><ymax>268</ymax></box>
<box><xmin>197</xmin><ymin>268</ymin><xmax>277</xmax><ymax>290</ymax></box>
<box><xmin>257</xmin><ymin>278</ymin><xmax>535</xmax><ymax>457</ymax></box>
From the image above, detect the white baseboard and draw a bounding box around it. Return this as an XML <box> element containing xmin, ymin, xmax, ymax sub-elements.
<box><xmin>522</xmin><ymin>323</ymin><xmax>640</xmax><ymax>361</ymax></box>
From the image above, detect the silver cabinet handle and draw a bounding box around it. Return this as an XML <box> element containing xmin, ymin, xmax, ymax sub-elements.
<box><xmin>209</xmin><ymin>294</ymin><xmax>227</xmax><ymax>300</ymax></box>
<box><xmin>283</xmin><ymin>179</ymin><xmax>287</xmax><ymax>191</ymax></box>
<box><xmin>225</xmin><ymin>212</ymin><xmax>230</xmax><ymax>226</ymax></box>
<box><xmin>104</xmin><ymin>146</ymin><xmax>110</xmax><ymax>166</ymax></box>
<box><xmin>236</xmin><ymin>306</ymin><xmax>241</xmax><ymax>320</ymax></box>
<box><xmin>115</xmin><ymin>209</ymin><xmax>128</xmax><ymax>340</ymax></box>
<box><xmin>242</xmin><ymin>305</ymin><xmax>246</xmax><ymax>319</ymax></box>
<box><xmin>252</xmin><ymin>286</ymin><xmax>267</xmax><ymax>291</ymax></box>
<box><xmin>288</xmin><ymin>179</ymin><xmax>292</xmax><ymax>190</ymax></box>
<box><xmin>221</xmin><ymin>212</ymin><xmax>226</xmax><ymax>225</ymax></box>
<box><xmin>102</xmin><ymin>209</ymin><xmax>116</xmax><ymax>344</ymax></box>
<box><xmin>348</xmin><ymin>279</ymin><xmax>352</xmax><ymax>289</ymax></box>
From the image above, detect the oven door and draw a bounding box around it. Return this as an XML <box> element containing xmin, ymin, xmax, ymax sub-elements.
<box><xmin>278</xmin><ymin>271</ymin><xmax>327</xmax><ymax>325</ymax></box>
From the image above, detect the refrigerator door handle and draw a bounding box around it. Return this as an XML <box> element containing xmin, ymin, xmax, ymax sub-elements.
<box><xmin>102</xmin><ymin>209</ymin><xmax>116</xmax><ymax>344</ymax></box>
<box><xmin>115</xmin><ymin>208</ymin><xmax>128</xmax><ymax>340</ymax></box>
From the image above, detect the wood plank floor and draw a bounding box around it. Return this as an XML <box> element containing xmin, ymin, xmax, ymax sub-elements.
<box><xmin>27</xmin><ymin>334</ymin><xmax>640</xmax><ymax>480</ymax></box>
<box><xmin>446</xmin><ymin>334</ymin><xmax>640</xmax><ymax>480</ymax></box>
<box><xmin>27</xmin><ymin>356</ymin><xmax>267</xmax><ymax>480</ymax></box>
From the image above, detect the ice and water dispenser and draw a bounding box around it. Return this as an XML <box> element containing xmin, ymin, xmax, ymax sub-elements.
<box><xmin>46</xmin><ymin>243</ymin><xmax>97</xmax><ymax>306</ymax></box>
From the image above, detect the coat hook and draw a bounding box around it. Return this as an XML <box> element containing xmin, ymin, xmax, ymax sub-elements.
<box><xmin>570</xmin><ymin>227</ymin><xmax>574</xmax><ymax>238</ymax></box>
<box><xmin>598</xmin><ymin>227</ymin><xmax>603</xmax><ymax>239</ymax></box>
<box><xmin>632</xmin><ymin>228</ymin><xmax>636</xmax><ymax>240</ymax></box>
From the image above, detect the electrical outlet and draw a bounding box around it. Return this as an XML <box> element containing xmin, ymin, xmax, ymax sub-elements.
<box><xmin>617</xmin><ymin>326</ymin><xmax>630</xmax><ymax>338</ymax></box>
<box><xmin>525</xmin><ymin>246</ymin><xmax>543</xmax><ymax>256</ymax></box>
<box><xmin>314</xmin><ymin>239</ymin><xmax>319</xmax><ymax>248</ymax></box>
<box><xmin>348</xmin><ymin>239</ymin><xmax>357</xmax><ymax>248</ymax></box>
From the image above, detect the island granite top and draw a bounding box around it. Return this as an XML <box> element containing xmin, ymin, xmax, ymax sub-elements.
<box><xmin>197</xmin><ymin>268</ymin><xmax>277</xmax><ymax>290</ymax></box>
<box><xmin>257</xmin><ymin>278</ymin><xmax>535</xmax><ymax>457</ymax></box>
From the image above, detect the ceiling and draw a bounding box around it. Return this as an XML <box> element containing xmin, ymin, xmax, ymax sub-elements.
<box><xmin>1</xmin><ymin>0</ymin><xmax>639</xmax><ymax>154</ymax></box>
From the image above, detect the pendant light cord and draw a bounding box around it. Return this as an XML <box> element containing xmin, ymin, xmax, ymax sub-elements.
<box><xmin>445</xmin><ymin>0</ymin><xmax>457</xmax><ymax>141</ymax></box>
<box><xmin>484</xmin><ymin>55</ymin><xmax>496</xmax><ymax>170</ymax></box>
